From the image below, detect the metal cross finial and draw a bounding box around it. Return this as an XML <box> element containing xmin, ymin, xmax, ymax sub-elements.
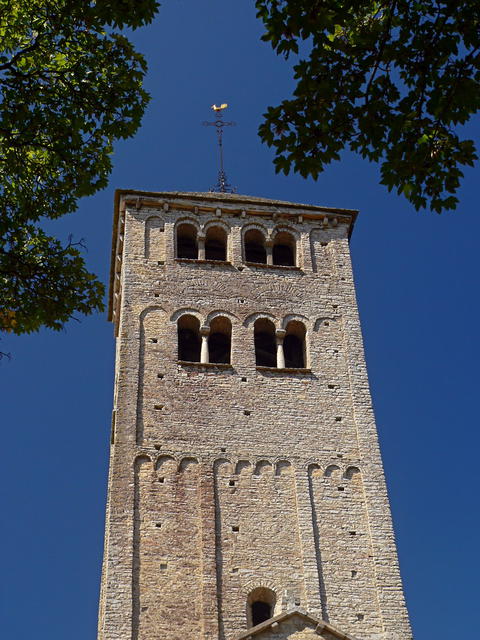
<box><xmin>203</xmin><ymin>103</ymin><xmax>236</xmax><ymax>193</ymax></box>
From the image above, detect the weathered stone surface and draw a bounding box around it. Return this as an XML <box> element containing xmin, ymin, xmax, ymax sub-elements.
<box><xmin>98</xmin><ymin>191</ymin><xmax>412</xmax><ymax>640</ymax></box>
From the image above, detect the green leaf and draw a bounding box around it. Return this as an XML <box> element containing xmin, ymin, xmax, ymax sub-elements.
<box><xmin>255</xmin><ymin>0</ymin><xmax>479</xmax><ymax>213</ymax></box>
<box><xmin>0</xmin><ymin>0</ymin><xmax>160</xmax><ymax>334</ymax></box>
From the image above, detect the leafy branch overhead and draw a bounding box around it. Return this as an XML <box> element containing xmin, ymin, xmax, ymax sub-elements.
<box><xmin>0</xmin><ymin>0</ymin><xmax>160</xmax><ymax>334</ymax></box>
<box><xmin>256</xmin><ymin>0</ymin><xmax>480</xmax><ymax>212</ymax></box>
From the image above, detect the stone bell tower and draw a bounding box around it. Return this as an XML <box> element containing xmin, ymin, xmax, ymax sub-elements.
<box><xmin>98</xmin><ymin>190</ymin><xmax>412</xmax><ymax>640</ymax></box>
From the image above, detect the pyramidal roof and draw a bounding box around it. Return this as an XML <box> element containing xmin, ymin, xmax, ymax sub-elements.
<box><xmin>113</xmin><ymin>188</ymin><xmax>358</xmax><ymax>216</ymax></box>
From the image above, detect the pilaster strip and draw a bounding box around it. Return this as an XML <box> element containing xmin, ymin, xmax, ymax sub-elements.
<box><xmin>294</xmin><ymin>468</ymin><xmax>324</xmax><ymax>618</ymax></box>
<box><xmin>198</xmin><ymin>464</ymin><xmax>220</xmax><ymax>640</ymax></box>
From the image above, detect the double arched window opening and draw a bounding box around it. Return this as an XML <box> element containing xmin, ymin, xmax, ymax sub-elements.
<box><xmin>177</xmin><ymin>314</ymin><xmax>232</xmax><ymax>365</ymax></box>
<box><xmin>176</xmin><ymin>223</ymin><xmax>228</xmax><ymax>262</ymax></box>
<box><xmin>253</xmin><ymin>318</ymin><xmax>306</xmax><ymax>369</ymax></box>
<box><xmin>244</xmin><ymin>228</ymin><xmax>296</xmax><ymax>267</ymax></box>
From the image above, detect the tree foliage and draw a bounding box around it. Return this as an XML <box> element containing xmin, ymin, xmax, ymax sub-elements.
<box><xmin>256</xmin><ymin>0</ymin><xmax>480</xmax><ymax>212</ymax></box>
<box><xmin>0</xmin><ymin>0</ymin><xmax>159</xmax><ymax>334</ymax></box>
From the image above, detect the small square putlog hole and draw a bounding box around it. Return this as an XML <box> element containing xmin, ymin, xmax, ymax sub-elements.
<box><xmin>232</xmin><ymin>525</ymin><xmax>239</xmax><ymax>533</ymax></box>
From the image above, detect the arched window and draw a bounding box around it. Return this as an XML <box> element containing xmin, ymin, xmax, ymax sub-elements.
<box><xmin>244</xmin><ymin>229</ymin><xmax>267</xmax><ymax>264</ymax></box>
<box><xmin>273</xmin><ymin>231</ymin><xmax>296</xmax><ymax>266</ymax></box>
<box><xmin>284</xmin><ymin>320</ymin><xmax>306</xmax><ymax>368</ymax></box>
<box><xmin>176</xmin><ymin>223</ymin><xmax>198</xmax><ymax>259</ymax></box>
<box><xmin>208</xmin><ymin>316</ymin><xmax>232</xmax><ymax>364</ymax></box>
<box><xmin>254</xmin><ymin>318</ymin><xmax>276</xmax><ymax>367</ymax></box>
<box><xmin>177</xmin><ymin>315</ymin><xmax>201</xmax><ymax>362</ymax></box>
<box><xmin>205</xmin><ymin>226</ymin><xmax>227</xmax><ymax>261</ymax></box>
<box><xmin>247</xmin><ymin>587</ymin><xmax>276</xmax><ymax>628</ymax></box>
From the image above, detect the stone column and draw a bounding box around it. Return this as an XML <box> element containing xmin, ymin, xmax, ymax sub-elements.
<box><xmin>265</xmin><ymin>239</ymin><xmax>273</xmax><ymax>266</ymax></box>
<box><xmin>200</xmin><ymin>325</ymin><xmax>210</xmax><ymax>364</ymax></box>
<box><xmin>276</xmin><ymin>329</ymin><xmax>286</xmax><ymax>368</ymax></box>
<box><xmin>198</xmin><ymin>234</ymin><xmax>206</xmax><ymax>260</ymax></box>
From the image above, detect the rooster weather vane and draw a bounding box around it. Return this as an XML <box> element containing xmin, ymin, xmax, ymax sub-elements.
<box><xmin>203</xmin><ymin>103</ymin><xmax>236</xmax><ymax>193</ymax></box>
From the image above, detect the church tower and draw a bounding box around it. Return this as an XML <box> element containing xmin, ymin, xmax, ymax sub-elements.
<box><xmin>98</xmin><ymin>190</ymin><xmax>412</xmax><ymax>640</ymax></box>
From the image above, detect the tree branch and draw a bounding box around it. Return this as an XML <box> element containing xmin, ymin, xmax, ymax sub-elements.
<box><xmin>364</xmin><ymin>1</ymin><xmax>397</xmax><ymax>104</ymax></box>
<box><xmin>0</xmin><ymin>35</ymin><xmax>43</xmax><ymax>72</ymax></box>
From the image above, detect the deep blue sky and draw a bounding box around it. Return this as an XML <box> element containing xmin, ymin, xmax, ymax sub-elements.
<box><xmin>2</xmin><ymin>3</ymin><xmax>479</xmax><ymax>638</ymax></box>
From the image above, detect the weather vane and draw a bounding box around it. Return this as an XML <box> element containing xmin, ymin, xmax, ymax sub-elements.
<box><xmin>203</xmin><ymin>103</ymin><xmax>236</xmax><ymax>193</ymax></box>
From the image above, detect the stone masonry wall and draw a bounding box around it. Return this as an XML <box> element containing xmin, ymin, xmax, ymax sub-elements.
<box><xmin>98</xmin><ymin>193</ymin><xmax>412</xmax><ymax>640</ymax></box>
